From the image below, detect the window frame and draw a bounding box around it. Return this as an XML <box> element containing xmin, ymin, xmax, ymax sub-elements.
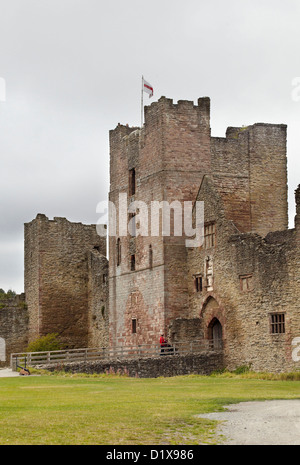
<box><xmin>204</xmin><ymin>222</ymin><xmax>216</xmax><ymax>249</ymax></box>
<box><xmin>269</xmin><ymin>312</ymin><xmax>286</xmax><ymax>335</ymax></box>
<box><xmin>193</xmin><ymin>274</ymin><xmax>203</xmax><ymax>293</ymax></box>
<box><xmin>239</xmin><ymin>274</ymin><xmax>253</xmax><ymax>292</ymax></box>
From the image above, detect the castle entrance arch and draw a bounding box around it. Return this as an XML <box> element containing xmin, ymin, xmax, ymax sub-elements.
<box><xmin>0</xmin><ymin>338</ymin><xmax>6</xmax><ymax>362</ymax></box>
<box><xmin>201</xmin><ymin>296</ymin><xmax>224</xmax><ymax>350</ymax></box>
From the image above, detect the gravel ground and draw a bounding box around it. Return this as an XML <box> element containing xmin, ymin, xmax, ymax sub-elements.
<box><xmin>0</xmin><ymin>368</ymin><xmax>19</xmax><ymax>377</ymax></box>
<box><xmin>197</xmin><ymin>399</ymin><xmax>300</xmax><ymax>445</ymax></box>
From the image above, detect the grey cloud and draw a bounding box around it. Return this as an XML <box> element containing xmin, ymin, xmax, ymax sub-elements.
<box><xmin>0</xmin><ymin>0</ymin><xmax>299</xmax><ymax>292</ymax></box>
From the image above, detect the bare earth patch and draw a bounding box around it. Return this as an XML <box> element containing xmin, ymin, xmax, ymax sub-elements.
<box><xmin>197</xmin><ymin>399</ymin><xmax>300</xmax><ymax>445</ymax></box>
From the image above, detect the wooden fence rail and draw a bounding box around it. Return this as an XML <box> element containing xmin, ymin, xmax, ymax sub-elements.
<box><xmin>10</xmin><ymin>339</ymin><xmax>222</xmax><ymax>371</ymax></box>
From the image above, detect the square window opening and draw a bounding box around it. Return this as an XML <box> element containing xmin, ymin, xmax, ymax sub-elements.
<box><xmin>270</xmin><ymin>313</ymin><xmax>285</xmax><ymax>334</ymax></box>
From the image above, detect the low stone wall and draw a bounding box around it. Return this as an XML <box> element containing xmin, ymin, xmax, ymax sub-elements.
<box><xmin>36</xmin><ymin>352</ymin><xmax>224</xmax><ymax>378</ymax></box>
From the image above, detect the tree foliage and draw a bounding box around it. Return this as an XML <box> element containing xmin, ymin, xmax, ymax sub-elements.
<box><xmin>0</xmin><ymin>289</ymin><xmax>16</xmax><ymax>300</ymax></box>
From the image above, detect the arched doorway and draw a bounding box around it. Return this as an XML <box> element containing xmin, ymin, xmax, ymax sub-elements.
<box><xmin>208</xmin><ymin>318</ymin><xmax>222</xmax><ymax>349</ymax></box>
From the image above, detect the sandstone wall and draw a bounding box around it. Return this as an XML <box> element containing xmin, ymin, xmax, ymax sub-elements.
<box><xmin>211</xmin><ymin>123</ymin><xmax>288</xmax><ymax>236</ymax></box>
<box><xmin>24</xmin><ymin>214</ymin><xmax>107</xmax><ymax>348</ymax></box>
<box><xmin>185</xmin><ymin>180</ymin><xmax>300</xmax><ymax>373</ymax></box>
<box><xmin>109</xmin><ymin>97</ymin><xmax>211</xmax><ymax>347</ymax></box>
<box><xmin>87</xmin><ymin>251</ymin><xmax>109</xmax><ymax>348</ymax></box>
<box><xmin>0</xmin><ymin>294</ymin><xmax>28</xmax><ymax>366</ymax></box>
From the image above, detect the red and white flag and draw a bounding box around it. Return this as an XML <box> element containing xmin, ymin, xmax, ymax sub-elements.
<box><xmin>143</xmin><ymin>78</ymin><xmax>153</xmax><ymax>98</ymax></box>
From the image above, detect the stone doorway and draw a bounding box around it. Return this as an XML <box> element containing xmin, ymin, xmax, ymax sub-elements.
<box><xmin>208</xmin><ymin>318</ymin><xmax>222</xmax><ymax>349</ymax></box>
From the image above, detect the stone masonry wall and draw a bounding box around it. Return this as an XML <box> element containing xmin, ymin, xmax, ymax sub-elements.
<box><xmin>24</xmin><ymin>214</ymin><xmax>107</xmax><ymax>348</ymax></box>
<box><xmin>87</xmin><ymin>250</ymin><xmax>109</xmax><ymax>348</ymax></box>
<box><xmin>108</xmin><ymin>125</ymin><xmax>166</xmax><ymax>346</ymax></box>
<box><xmin>109</xmin><ymin>97</ymin><xmax>212</xmax><ymax>347</ymax></box>
<box><xmin>211</xmin><ymin>123</ymin><xmax>288</xmax><ymax>236</ymax></box>
<box><xmin>37</xmin><ymin>352</ymin><xmax>224</xmax><ymax>378</ymax></box>
<box><xmin>0</xmin><ymin>294</ymin><xmax>28</xmax><ymax>367</ymax></box>
<box><xmin>108</xmin><ymin>97</ymin><xmax>290</xmax><ymax>353</ymax></box>
<box><xmin>185</xmin><ymin>178</ymin><xmax>300</xmax><ymax>373</ymax></box>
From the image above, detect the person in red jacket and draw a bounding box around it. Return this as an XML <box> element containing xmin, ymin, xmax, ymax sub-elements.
<box><xmin>160</xmin><ymin>334</ymin><xmax>167</xmax><ymax>355</ymax></box>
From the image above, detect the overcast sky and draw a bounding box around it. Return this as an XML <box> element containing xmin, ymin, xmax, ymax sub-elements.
<box><xmin>0</xmin><ymin>0</ymin><xmax>299</xmax><ymax>293</ymax></box>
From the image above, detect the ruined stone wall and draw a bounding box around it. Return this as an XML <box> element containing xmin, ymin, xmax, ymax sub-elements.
<box><xmin>225</xmin><ymin>228</ymin><xmax>300</xmax><ymax>373</ymax></box>
<box><xmin>185</xmin><ymin>179</ymin><xmax>300</xmax><ymax>373</ymax></box>
<box><xmin>0</xmin><ymin>294</ymin><xmax>28</xmax><ymax>366</ymax></box>
<box><xmin>211</xmin><ymin>123</ymin><xmax>288</xmax><ymax>236</ymax></box>
<box><xmin>24</xmin><ymin>218</ymin><xmax>40</xmax><ymax>342</ymax></box>
<box><xmin>211</xmin><ymin>130</ymin><xmax>251</xmax><ymax>233</ymax></box>
<box><xmin>24</xmin><ymin>214</ymin><xmax>106</xmax><ymax>348</ymax></box>
<box><xmin>248</xmin><ymin>124</ymin><xmax>288</xmax><ymax>235</ymax></box>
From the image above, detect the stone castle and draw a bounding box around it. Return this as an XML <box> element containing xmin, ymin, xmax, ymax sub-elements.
<box><xmin>0</xmin><ymin>95</ymin><xmax>299</xmax><ymax>373</ymax></box>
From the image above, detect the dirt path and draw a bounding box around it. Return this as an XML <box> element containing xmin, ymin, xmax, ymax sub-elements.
<box><xmin>0</xmin><ymin>368</ymin><xmax>19</xmax><ymax>377</ymax></box>
<box><xmin>197</xmin><ymin>399</ymin><xmax>300</xmax><ymax>445</ymax></box>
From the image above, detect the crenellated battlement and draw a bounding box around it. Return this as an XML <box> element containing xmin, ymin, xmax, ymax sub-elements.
<box><xmin>109</xmin><ymin>96</ymin><xmax>211</xmax><ymax>141</ymax></box>
<box><xmin>143</xmin><ymin>95</ymin><xmax>210</xmax><ymax>129</ymax></box>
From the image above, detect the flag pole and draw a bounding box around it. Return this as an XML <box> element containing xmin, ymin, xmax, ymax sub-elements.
<box><xmin>141</xmin><ymin>75</ymin><xmax>144</xmax><ymax>127</ymax></box>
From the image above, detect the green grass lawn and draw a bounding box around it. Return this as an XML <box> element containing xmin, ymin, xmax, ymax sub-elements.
<box><xmin>0</xmin><ymin>372</ymin><xmax>299</xmax><ymax>445</ymax></box>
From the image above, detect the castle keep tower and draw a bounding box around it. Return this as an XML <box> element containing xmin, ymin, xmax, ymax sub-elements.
<box><xmin>108</xmin><ymin>96</ymin><xmax>211</xmax><ymax>347</ymax></box>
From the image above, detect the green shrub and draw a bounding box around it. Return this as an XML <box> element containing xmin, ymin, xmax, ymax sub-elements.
<box><xmin>26</xmin><ymin>333</ymin><xmax>64</xmax><ymax>352</ymax></box>
<box><xmin>232</xmin><ymin>365</ymin><xmax>251</xmax><ymax>374</ymax></box>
